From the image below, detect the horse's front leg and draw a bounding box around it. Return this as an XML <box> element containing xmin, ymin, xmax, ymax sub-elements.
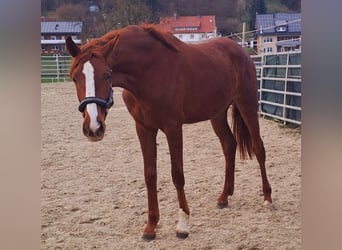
<box><xmin>135</xmin><ymin>122</ymin><xmax>159</xmax><ymax>240</ymax></box>
<box><xmin>165</xmin><ymin>125</ymin><xmax>190</xmax><ymax>238</ymax></box>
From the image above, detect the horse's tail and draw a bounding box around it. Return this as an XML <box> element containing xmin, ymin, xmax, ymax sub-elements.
<box><xmin>231</xmin><ymin>104</ymin><xmax>253</xmax><ymax>160</ymax></box>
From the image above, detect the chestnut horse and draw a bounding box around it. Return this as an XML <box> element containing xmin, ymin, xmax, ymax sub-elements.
<box><xmin>66</xmin><ymin>24</ymin><xmax>272</xmax><ymax>240</ymax></box>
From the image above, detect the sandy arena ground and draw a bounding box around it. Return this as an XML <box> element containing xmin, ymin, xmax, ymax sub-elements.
<box><xmin>41</xmin><ymin>82</ymin><xmax>301</xmax><ymax>249</ymax></box>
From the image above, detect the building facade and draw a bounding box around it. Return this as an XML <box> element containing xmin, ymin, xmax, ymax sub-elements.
<box><xmin>255</xmin><ymin>13</ymin><xmax>301</xmax><ymax>54</ymax></box>
<box><xmin>158</xmin><ymin>14</ymin><xmax>217</xmax><ymax>43</ymax></box>
<box><xmin>41</xmin><ymin>20</ymin><xmax>83</xmax><ymax>55</ymax></box>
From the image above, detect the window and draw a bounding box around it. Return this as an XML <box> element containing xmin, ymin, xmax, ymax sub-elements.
<box><xmin>276</xmin><ymin>26</ymin><xmax>287</xmax><ymax>32</ymax></box>
<box><xmin>190</xmin><ymin>34</ymin><xmax>194</xmax><ymax>40</ymax></box>
<box><xmin>262</xmin><ymin>47</ymin><xmax>273</xmax><ymax>54</ymax></box>
<box><xmin>263</xmin><ymin>37</ymin><xmax>273</xmax><ymax>43</ymax></box>
<box><xmin>50</xmin><ymin>36</ymin><xmax>57</xmax><ymax>40</ymax></box>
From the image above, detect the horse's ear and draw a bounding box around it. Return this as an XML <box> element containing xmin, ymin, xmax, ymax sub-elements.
<box><xmin>65</xmin><ymin>36</ymin><xmax>80</xmax><ymax>57</ymax></box>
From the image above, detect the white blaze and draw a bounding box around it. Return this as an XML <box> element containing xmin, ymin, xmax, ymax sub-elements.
<box><xmin>83</xmin><ymin>61</ymin><xmax>100</xmax><ymax>132</ymax></box>
<box><xmin>176</xmin><ymin>209</ymin><xmax>190</xmax><ymax>235</ymax></box>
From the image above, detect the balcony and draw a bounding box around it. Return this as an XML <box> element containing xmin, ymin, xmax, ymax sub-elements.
<box><xmin>41</xmin><ymin>39</ymin><xmax>82</xmax><ymax>45</ymax></box>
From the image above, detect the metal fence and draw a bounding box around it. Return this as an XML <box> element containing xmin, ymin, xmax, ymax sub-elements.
<box><xmin>252</xmin><ymin>51</ymin><xmax>301</xmax><ymax>125</ymax></box>
<box><xmin>41</xmin><ymin>51</ymin><xmax>301</xmax><ymax>125</ymax></box>
<box><xmin>41</xmin><ymin>55</ymin><xmax>72</xmax><ymax>83</ymax></box>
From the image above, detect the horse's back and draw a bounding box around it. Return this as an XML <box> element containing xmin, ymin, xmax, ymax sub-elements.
<box><xmin>121</xmin><ymin>31</ymin><xmax>258</xmax><ymax>126</ymax></box>
<box><xmin>201</xmin><ymin>37</ymin><xmax>258</xmax><ymax>103</ymax></box>
<box><xmin>186</xmin><ymin>37</ymin><xmax>256</xmax><ymax>88</ymax></box>
<box><xmin>178</xmin><ymin>37</ymin><xmax>256</xmax><ymax>122</ymax></box>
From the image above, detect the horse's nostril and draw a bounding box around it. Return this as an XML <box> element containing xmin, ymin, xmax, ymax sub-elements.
<box><xmin>97</xmin><ymin>121</ymin><xmax>105</xmax><ymax>134</ymax></box>
<box><xmin>96</xmin><ymin>123</ymin><xmax>102</xmax><ymax>134</ymax></box>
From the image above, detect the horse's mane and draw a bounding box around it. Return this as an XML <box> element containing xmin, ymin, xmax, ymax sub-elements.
<box><xmin>140</xmin><ymin>23</ymin><xmax>181</xmax><ymax>52</ymax></box>
<box><xmin>70</xmin><ymin>24</ymin><xmax>181</xmax><ymax>74</ymax></box>
<box><xmin>70</xmin><ymin>31</ymin><xmax>120</xmax><ymax>74</ymax></box>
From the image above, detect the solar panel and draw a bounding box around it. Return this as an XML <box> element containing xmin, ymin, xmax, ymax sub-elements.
<box><xmin>256</xmin><ymin>13</ymin><xmax>301</xmax><ymax>34</ymax></box>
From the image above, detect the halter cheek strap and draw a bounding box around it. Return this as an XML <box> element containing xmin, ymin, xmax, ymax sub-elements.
<box><xmin>78</xmin><ymin>88</ymin><xmax>114</xmax><ymax>113</ymax></box>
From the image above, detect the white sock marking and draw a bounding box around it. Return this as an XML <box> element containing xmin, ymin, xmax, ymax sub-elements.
<box><xmin>176</xmin><ymin>209</ymin><xmax>190</xmax><ymax>234</ymax></box>
<box><xmin>83</xmin><ymin>61</ymin><xmax>100</xmax><ymax>132</ymax></box>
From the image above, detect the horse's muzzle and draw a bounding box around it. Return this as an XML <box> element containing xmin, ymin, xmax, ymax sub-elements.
<box><xmin>83</xmin><ymin>120</ymin><xmax>106</xmax><ymax>142</ymax></box>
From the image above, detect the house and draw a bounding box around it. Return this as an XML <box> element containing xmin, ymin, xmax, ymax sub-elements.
<box><xmin>41</xmin><ymin>19</ymin><xmax>83</xmax><ymax>55</ymax></box>
<box><xmin>158</xmin><ymin>14</ymin><xmax>217</xmax><ymax>43</ymax></box>
<box><xmin>255</xmin><ymin>13</ymin><xmax>301</xmax><ymax>54</ymax></box>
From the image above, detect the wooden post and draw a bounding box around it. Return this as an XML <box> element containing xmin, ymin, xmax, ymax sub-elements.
<box><xmin>242</xmin><ymin>22</ymin><xmax>246</xmax><ymax>47</ymax></box>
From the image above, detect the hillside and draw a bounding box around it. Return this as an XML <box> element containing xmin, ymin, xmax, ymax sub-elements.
<box><xmin>41</xmin><ymin>0</ymin><xmax>300</xmax><ymax>36</ymax></box>
<box><xmin>266</xmin><ymin>0</ymin><xmax>292</xmax><ymax>13</ymax></box>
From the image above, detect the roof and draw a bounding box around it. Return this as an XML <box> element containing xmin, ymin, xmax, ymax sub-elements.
<box><xmin>41</xmin><ymin>21</ymin><xmax>83</xmax><ymax>34</ymax></box>
<box><xmin>158</xmin><ymin>15</ymin><xmax>216</xmax><ymax>34</ymax></box>
<box><xmin>255</xmin><ymin>13</ymin><xmax>301</xmax><ymax>35</ymax></box>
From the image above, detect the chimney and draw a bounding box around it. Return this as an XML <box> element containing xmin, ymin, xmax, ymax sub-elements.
<box><xmin>173</xmin><ymin>13</ymin><xmax>177</xmax><ymax>21</ymax></box>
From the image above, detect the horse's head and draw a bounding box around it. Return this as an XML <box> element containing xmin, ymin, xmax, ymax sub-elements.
<box><xmin>66</xmin><ymin>37</ymin><xmax>113</xmax><ymax>142</ymax></box>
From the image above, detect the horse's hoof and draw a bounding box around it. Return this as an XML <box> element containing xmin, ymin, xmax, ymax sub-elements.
<box><xmin>176</xmin><ymin>231</ymin><xmax>189</xmax><ymax>239</ymax></box>
<box><xmin>263</xmin><ymin>200</ymin><xmax>276</xmax><ymax>211</ymax></box>
<box><xmin>217</xmin><ymin>201</ymin><xmax>228</xmax><ymax>209</ymax></box>
<box><xmin>142</xmin><ymin>232</ymin><xmax>156</xmax><ymax>241</ymax></box>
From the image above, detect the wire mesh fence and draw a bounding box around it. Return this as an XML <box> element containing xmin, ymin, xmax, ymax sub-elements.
<box><xmin>252</xmin><ymin>51</ymin><xmax>301</xmax><ymax>125</ymax></box>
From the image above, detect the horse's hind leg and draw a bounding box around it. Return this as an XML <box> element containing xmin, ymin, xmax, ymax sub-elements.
<box><xmin>235</xmin><ymin>101</ymin><xmax>272</xmax><ymax>205</ymax></box>
<box><xmin>210</xmin><ymin>108</ymin><xmax>237</xmax><ymax>208</ymax></box>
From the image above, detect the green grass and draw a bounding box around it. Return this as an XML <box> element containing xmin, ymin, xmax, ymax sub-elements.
<box><xmin>41</xmin><ymin>78</ymin><xmax>69</xmax><ymax>83</ymax></box>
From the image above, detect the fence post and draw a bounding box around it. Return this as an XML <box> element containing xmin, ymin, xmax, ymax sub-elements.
<box><xmin>56</xmin><ymin>55</ymin><xmax>59</xmax><ymax>82</ymax></box>
<box><xmin>282</xmin><ymin>52</ymin><xmax>290</xmax><ymax>124</ymax></box>
<box><xmin>259</xmin><ymin>54</ymin><xmax>264</xmax><ymax>114</ymax></box>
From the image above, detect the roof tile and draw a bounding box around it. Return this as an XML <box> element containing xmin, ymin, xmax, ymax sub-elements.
<box><xmin>41</xmin><ymin>21</ymin><xmax>83</xmax><ymax>34</ymax></box>
<box><xmin>256</xmin><ymin>13</ymin><xmax>301</xmax><ymax>34</ymax></box>
<box><xmin>159</xmin><ymin>15</ymin><xmax>216</xmax><ymax>34</ymax></box>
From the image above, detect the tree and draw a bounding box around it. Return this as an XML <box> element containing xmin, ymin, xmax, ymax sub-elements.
<box><xmin>280</xmin><ymin>0</ymin><xmax>301</xmax><ymax>11</ymax></box>
<box><xmin>55</xmin><ymin>3</ymin><xmax>87</xmax><ymax>20</ymax></box>
<box><xmin>144</xmin><ymin>0</ymin><xmax>158</xmax><ymax>17</ymax></box>
<box><xmin>80</xmin><ymin>0</ymin><xmax>152</xmax><ymax>38</ymax></box>
<box><xmin>243</xmin><ymin>0</ymin><xmax>267</xmax><ymax>31</ymax></box>
<box><xmin>104</xmin><ymin>0</ymin><xmax>152</xmax><ymax>29</ymax></box>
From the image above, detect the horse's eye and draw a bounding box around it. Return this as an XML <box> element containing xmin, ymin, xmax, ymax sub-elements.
<box><xmin>105</xmin><ymin>74</ymin><xmax>111</xmax><ymax>81</ymax></box>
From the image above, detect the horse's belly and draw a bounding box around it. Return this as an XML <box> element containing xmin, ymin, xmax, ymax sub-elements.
<box><xmin>182</xmin><ymin>87</ymin><xmax>233</xmax><ymax>123</ymax></box>
<box><xmin>182</xmin><ymin>101</ymin><xmax>230</xmax><ymax>124</ymax></box>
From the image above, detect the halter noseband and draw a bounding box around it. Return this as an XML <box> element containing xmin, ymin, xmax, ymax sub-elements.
<box><xmin>78</xmin><ymin>88</ymin><xmax>114</xmax><ymax>113</ymax></box>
